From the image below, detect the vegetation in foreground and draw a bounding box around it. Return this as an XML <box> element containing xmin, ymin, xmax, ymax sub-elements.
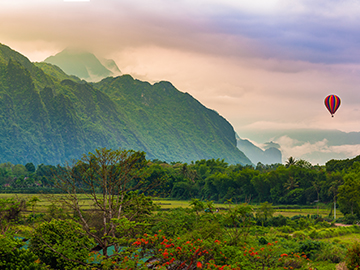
<box><xmin>1</xmin><ymin>148</ymin><xmax>360</xmax><ymax>269</ymax></box>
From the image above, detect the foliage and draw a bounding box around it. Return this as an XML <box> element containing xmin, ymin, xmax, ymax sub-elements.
<box><xmin>51</xmin><ymin>148</ymin><xmax>162</xmax><ymax>258</ymax></box>
<box><xmin>0</xmin><ymin>197</ymin><xmax>26</xmax><ymax>233</ymax></box>
<box><xmin>314</xmin><ymin>242</ymin><xmax>346</xmax><ymax>263</ymax></box>
<box><xmin>346</xmin><ymin>241</ymin><xmax>360</xmax><ymax>270</ymax></box>
<box><xmin>113</xmin><ymin>235</ymin><xmax>316</xmax><ymax>270</ymax></box>
<box><xmin>30</xmin><ymin>219</ymin><xmax>94</xmax><ymax>270</ymax></box>
<box><xmin>297</xmin><ymin>240</ymin><xmax>323</xmax><ymax>259</ymax></box>
<box><xmin>2</xmin><ymin>149</ymin><xmax>360</xmax><ymax>214</ymax></box>
<box><xmin>221</xmin><ymin>202</ymin><xmax>254</xmax><ymax>244</ymax></box>
<box><xmin>338</xmin><ymin>163</ymin><xmax>360</xmax><ymax>216</ymax></box>
<box><xmin>0</xmin><ymin>234</ymin><xmax>47</xmax><ymax>270</ymax></box>
<box><xmin>256</xmin><ymin>201</ymin><xmax>275</xmax><ymax>226</ymax></box>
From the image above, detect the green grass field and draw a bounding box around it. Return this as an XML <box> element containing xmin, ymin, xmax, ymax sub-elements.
<box><xmin>0</xmin><ymin>193</ymin><xmax>344</xmax><ymax>219</ymax></box>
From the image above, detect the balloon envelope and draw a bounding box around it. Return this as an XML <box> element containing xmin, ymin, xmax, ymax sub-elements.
<box><xmin>324</xmin><ymin>94</ymin><xmax>341</xmax><ymax>117</ymax></box>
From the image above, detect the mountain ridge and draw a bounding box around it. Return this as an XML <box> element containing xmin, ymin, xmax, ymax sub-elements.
<box><xmin>236</xmin><ymin>137</ymin><xmax>282</xmax><ymax>165</ymax></box>
<box><xmin>0</xmin><ymin>43</ymin><xmax>251</xmax><ymax>165</ymax></box>
<box><xmin>44</xmin><ymin>48</ymin><xmax>121</xmax><ymax>82</ymax></box>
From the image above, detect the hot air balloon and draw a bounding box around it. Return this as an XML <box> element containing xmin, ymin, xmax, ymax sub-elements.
<box><xmin>324</xmin><ymin>94</ymin><xmax>341</xmax><ymax>117</ymax></box>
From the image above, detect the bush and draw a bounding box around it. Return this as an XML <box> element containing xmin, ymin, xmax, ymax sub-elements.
<box><xmin>258</xmin><ymin>236</ymin><xmax>268</xmax><ymax>245</ymax></box>
<box><xmin>344</xmin><ymin>214</ymin><xmax>359</xmax><ymax>225</ymax></box>
<box><xmin>297</xmin><ymin>239</ymin><xmax>323</xmax><ymax>259</ymax></box>
<box><xmin>308</xmin><ymin>230</ymin><xmax>319</xmax><ymax>239</ymax></box>
<box><xmin>0</xmin><ymin>234</ymin><xmax>46</xmax><ymax>270</ymax></box>
<box><xmin>267</xmin><ymin>215</ymin><xmax>287</xmax><ymax>227</ymax></box>
<box><xmin>292</xmin><ymin>231</ymin><xmax>309</xmax><ymax>240</ymax></box>
<box><xmin>277</xmin><ymin>225</ymin><xmax>294</xmax><ymax>233</ymax></box>
<box><xmin>315</xmin><ymin>242</ymin><xmax>346</xmax><ymax>263</ymax></box>
<box><xmin>30</xmin><ymin>219</ymin><xmax>95</xmax><ymax>270</ymax></box>
<box><xmin>346</xmin><ymin>241</ymin><xmax>360</xmax><ymax>270</ymax></box>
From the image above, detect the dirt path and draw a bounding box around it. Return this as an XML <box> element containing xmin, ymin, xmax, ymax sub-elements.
<box><xmin>335</xmin><ymin>223</ymin><xmax>353</xmax><ymax>227</ymax></box>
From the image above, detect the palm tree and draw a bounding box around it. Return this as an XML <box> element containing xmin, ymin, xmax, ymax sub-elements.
<box><xmin>284</xmin><ymin>176</ymin><xmax>299</xmax><ymax>191</ymax></box>
<box><xmin>285</xmin><ymin>156</ymin><xmax>297</xmax><ymax>168</ymax></box>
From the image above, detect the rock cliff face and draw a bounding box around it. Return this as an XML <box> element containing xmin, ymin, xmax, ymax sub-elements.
<box><xmin>237</xmin><ymin>137</ymin><xmax>282</xmax><ymax>165</ymax></box>
<box><xmin>0</xmin><ymin>43</ymin><xmax>251</xmax><ymax>165</ymax></box>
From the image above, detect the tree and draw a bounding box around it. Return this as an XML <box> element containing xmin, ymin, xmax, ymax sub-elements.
<box><xmin>295</xmin><ymin>159</ymin><xmax>313</xmax><ymax>169</ymax></box>
<box><xmin>189</xmin><ymin>198</ymin><xmax>205</xmax><ymax>216</ymax></box>
<box><xmin>256</xmin><ymin>201</ymin><xmax>275</xmax><ymax>226</ymax></box>
<box><xmin>51</xmin><ymin>148</ymin><xmax>162</xmax><ymax>258</ymax></box>
<box><xmin>327</xmin><ymin>172</ymin><xmax>343</xmax><ymax>219</ymax></box>
<box><xmin>25</xmin><ymin>162</ymin><xmax>36</xmax><ymax>173</ymax></box>
<box><xmin>28</xmin><ymin>196</ymin><xmax>40</xmax><ymax>217</ymax></box>
<box><xmin>285</xmin><ymin>156</ymin><xmax>297</xmax><ymax>168</ymax></box>
<box><xmin>12</xmin><ymin>164</ymin><xmax>28</xmax><ymax>178</ymax></box>
<box><xmin>283</xmin><ymin>176</ymin><xmax>299</xmax><ymax>191</ymax></box>
<box><xmin>338</xmin><ymin>172</ymin><xmax>360</xmax><ymax>216</ymax></box>
<box><xmin>222</xmin><ymin>202</ymin><xmax>254</xmax><ymax>244</ymax></box>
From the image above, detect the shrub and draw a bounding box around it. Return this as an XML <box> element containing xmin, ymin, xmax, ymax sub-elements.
<box><xmin>292</xmin><ymin>231</ymin><xmax>309</xmax><ymax>240</ymax></box>
<box><xmin>258</xmin><ymin>236</ymin><xmax>268</xmax><ymax>245</ymax></box>
<box><xmin>344</xmin><ymin>214</ymin><xmax>359</xmax><ymax>225</ymax></box>
<box><xmin>30</xmin><ymin>219</ymin><xmax>94</xmax><ymax>270</ymax></box>
<box><xmin>308</xmin><ymin>230</ymin><xmax>319</xmax><ymax>239</ymax></box>
<box><xmin>297</xmin><ymin>240</ymin><xmax>323</xmax><ymax>259</ymax></box>
<box><xmin>346</xmin><ymin>241</ymin><xmax>360</xmax><ymax>270</ymax></box>
<box><xmin>315</xmin><ymin>243</ymin><xmax>346</xmax><ymax>263</ymax></box>
<box><xmin>278</xmin><ymin>225</ymin><xmax>294</xmax><ymax>233</ymax></box>
<box><xmin>268</xmin><ymin>215</ymin><xmax>287</xmax><ymax>227</ymax></box>
<box><xmin>0</xmin><ymin>234</ymin><xmax>46</xmax><ymax>269</ymax></box>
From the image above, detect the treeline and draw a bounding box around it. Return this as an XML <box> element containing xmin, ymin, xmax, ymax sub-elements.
<box><xmin>1</xmin><ymin>152</ymin><xmax>360</xmax><ymax>210</ymax></box>
<box><xmin>0</xmin><ymin>162</ymin><xmax>55</xmax><ymax>191</ymax></box>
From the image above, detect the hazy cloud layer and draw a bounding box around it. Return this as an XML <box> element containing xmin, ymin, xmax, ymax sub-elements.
<box><xmin>275</xmin><ymin>135</ymin><xmax>360</xmax><ymax>165</ymax></box>
<box><xmin>2</xmin><ymin>0</ymin><xmax>360</xmax><ymax>163</ymax></box>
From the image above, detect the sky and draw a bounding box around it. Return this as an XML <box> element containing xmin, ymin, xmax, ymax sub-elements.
<box><xmin>1</xmin><ymin>0</ymin><xmax>360</xmax><ymax>164</ymax></box>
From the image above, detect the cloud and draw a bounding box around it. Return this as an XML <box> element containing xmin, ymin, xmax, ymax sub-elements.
<box><xmin>2</xmin><ymin>0</ymin><xmax>360</xmax><ymax>67</ymax></box>
<box><xmin>1</xmin><ymin>0</ymin><xmax>360</xmax><ymax>164</ymax></box>
<box><xmin>274</xmin><ymin>135</ymin><xmax>360</xmax><ymax>164</ymax></box>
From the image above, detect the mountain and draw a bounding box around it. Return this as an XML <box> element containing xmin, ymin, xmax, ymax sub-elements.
<box><xmin>43</xmin><ymin>48</ymin><xmax>121</xmax><ymax>82</ymax></box>
<box><xmin>0</xmin><ymin>43</ymin><xmax>251</xmax><ymax>165</ymax></box>
<box><xmin>236</xmin><ymin>136</ymin><xmax>282</xmax><ymax>165</ymax></box>
<box><xmin>242</xmin><ymin>128</ymin><xmax>360</xmax><ymax>165</ymax></box>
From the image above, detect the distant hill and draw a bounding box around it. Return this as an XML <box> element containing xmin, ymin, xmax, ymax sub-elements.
<box><xmin>44</xmin><ymin>48</ymin><xmax>121</xmax><ymax>82</ymax></box>
<box><xmin>0</xmin><ymin>43</ymin><xmax>251</xmax><ymax>165</ymax></box>
<box><xmin>237</xmin><ymin>136</ymin><xmax>282</xmax><ymax>165</ymax></box>
<box><xmin>244</xmin><ymin>128</ymin><xmax>360</xmax><ymax>164</ymax></box>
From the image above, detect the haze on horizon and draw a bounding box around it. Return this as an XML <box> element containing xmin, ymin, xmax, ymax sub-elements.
<box><xmin>1</xmin><ymin>0</ymin><xmax>360</xmax><ymax>164</ymax></box>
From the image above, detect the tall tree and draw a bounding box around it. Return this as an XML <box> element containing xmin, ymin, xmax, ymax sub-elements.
<box><xmin>52</xmin><ymin>148</ymin><xmax>162</xmax><ymax>257</ymax></box>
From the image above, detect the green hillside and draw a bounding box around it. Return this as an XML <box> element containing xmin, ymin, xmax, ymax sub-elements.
<box><xmin>0</xmin><ymin>43</ymin><xmax>251</xmax><ymax>165</ymax></box>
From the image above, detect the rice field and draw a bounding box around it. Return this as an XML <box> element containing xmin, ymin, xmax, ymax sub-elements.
<box><xmin>0</xmin><ymin>193</ymin><xmax>344</xmax><ymax>218</ymax></box>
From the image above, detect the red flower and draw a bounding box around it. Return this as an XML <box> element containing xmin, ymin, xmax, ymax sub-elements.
<box><xmin>197</xmin><ymin>261</ymin><xmax>203</xmax><ymax>268</ymax></box>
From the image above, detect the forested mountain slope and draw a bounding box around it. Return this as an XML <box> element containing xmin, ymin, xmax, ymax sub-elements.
<box><xmin>0</xmin><ymin>43</ymin><xmax>251</xmax><ymax>165</ymax></box>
